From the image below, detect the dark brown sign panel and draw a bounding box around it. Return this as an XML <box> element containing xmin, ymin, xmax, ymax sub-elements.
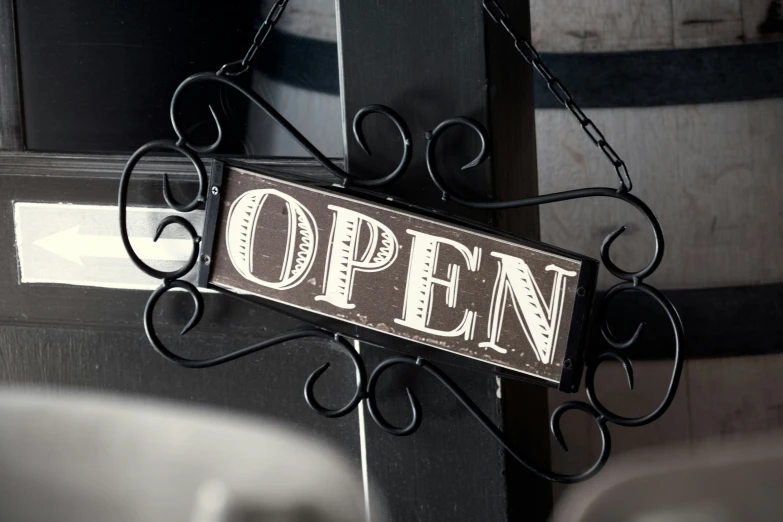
<box><xmin>206</xmin><ymin>166</ymin><xmax>593</xmax><ymax>384</ymax></box>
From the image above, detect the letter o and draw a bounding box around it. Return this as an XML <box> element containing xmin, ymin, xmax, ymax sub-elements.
<box><xmin>226</xmin><ymin>189</ymin><xmax>318</xmax><ymax>290</ymax></box>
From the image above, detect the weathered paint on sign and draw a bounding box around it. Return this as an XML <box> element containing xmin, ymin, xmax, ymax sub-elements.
<box><xmin>206</xmin><ymin>166</ymin><xmax>594</xmax><ymax>383</ymax></box>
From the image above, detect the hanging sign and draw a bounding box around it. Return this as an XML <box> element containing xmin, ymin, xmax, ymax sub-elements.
<box><xmin>201</xmin><ymin>164</ymin><xmax>596</xmax><ymax>385</ymax></box>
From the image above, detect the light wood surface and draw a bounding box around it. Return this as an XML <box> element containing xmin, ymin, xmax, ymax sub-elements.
<box><xmin>529</xmin><ymin>0</ymin><xmax>673</xmax><ymax>52</ymax></box>
<box><xmin>531</xmin><ymin>0</ymin><xmax>783</xmax><ymax>51</ymax></box>
<box><xmin>673</xmin><ymin>0</ymin><xmax>744</xmax><ymax>48</ymax></box>
<box><xmin>535</xmin><ymin>99</ymin><xmax>783</xmax><ymax>290</ymax></box>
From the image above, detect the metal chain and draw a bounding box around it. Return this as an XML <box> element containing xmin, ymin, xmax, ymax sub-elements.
<box><xmin>215</xmin><ymin>0</ymin><xmax>631</xmax><ymax>192</ymax></box>
<box><xmin>483</xmin><ymin>0</ymin><xmax>632</xmax><ymax>193</ymax></box>
<box><xmin>217</xmin><ymin>0</ymin><xmax>291</xmax><ymax>77</ymax></box>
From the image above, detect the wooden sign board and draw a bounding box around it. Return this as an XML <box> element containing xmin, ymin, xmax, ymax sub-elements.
<box><xmin>200</xmin><ymin>164</ymin><xmax>596</xmax><ymax>387</ymax></box>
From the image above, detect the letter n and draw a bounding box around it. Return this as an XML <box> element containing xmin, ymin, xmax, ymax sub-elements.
<box><xmin>479</xmin><ymin>253</ymin><xmax>576</xmax><ymax>364</ymax></box>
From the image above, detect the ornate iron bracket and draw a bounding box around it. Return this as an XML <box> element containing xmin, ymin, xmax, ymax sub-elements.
<box><xmin>117</xmin><ymin>0</ymin><xmax>684</xmax><ymax>484</ymax></box>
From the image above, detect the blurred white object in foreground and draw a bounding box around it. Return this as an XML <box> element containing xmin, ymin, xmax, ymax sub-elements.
<box><xmin>0</xmin><ymin>390</ymin><xmax>366</xmax><ymax>522</ymax></box>
<box><xmin>552</xmin><ymin>433</ymin><xmax>783</xmax><ymax>522</ymax></box>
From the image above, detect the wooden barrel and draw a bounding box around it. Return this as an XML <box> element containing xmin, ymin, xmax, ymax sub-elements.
<box><xmin>529</xmin><ymin>0</ymin><xmax>783</xmax><ymax>500</ymax></box>
<box><xmin>530</xmin><ymin>0</ymin><xmax>783</xmax><ymax>290</ymax></box>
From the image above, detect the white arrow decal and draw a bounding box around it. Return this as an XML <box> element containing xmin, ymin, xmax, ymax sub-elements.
<box><xmin>15</xmin><ymin>202</ymin><xmax>205</xmax><ymax>290</ymax></box>
<box><xmin>33</xmin><ymin>225</ymin><xmax>193</xmax><ymax>265</ymax></box>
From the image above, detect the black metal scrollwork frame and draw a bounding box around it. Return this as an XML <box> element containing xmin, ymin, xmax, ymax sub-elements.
<box><xmin>118</xmin><ymin>0</ymin><xmax>683</xmax><ymax>483</ymax></box>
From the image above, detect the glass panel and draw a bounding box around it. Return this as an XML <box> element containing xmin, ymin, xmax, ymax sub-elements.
<box><xmin>16</xmin><ymin>0</ymin><xmax>341</xmax><ymax>157</ymax></box>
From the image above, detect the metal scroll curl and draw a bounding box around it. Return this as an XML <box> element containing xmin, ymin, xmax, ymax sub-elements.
<box><xmin>363</xmin><ymin>278</ymin><xmax>683</xmax><ymax>482</ymax></box>
<box><xmin>117</xmin><ymin>126</ymin><xmax>377</xmax><ymax>420</ymax></box>
<box><xmin>404</xmin><ymin>116</ymin><xmax>684</xmax><ymax>482</ymax></box>
<box><xmin>424</xmin><ymin>117</ymin><xmax>663</xmax><ymax>282</ymax></box>
<box><xmin>143</xmin><ymin>280</ymin><xmax>367</xmax><ymax>419</ymax></box>
<box><xmin>167</xmin><ymin>72</ymin><xmax>412</xmax><ymax>188</ymax></box>
<box><xmin>119</xmin><ymin>61</ymin><xmax>683</xmax><ymax>485</ymax></box>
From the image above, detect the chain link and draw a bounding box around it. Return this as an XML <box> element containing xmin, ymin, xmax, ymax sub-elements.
<box><xmin>214</xmin><ymin>0</ymin><xmax>631</xmax><ymax>192</ymax></box>
<box><xmin>483</xmin><ymin>0</ymin><xmax>632</xmax><ymax>193</ymax></box>
<box><xmin>218</xmin><ymin>0</ymin><xmax>291</xmax><ymax>77</ymax></box>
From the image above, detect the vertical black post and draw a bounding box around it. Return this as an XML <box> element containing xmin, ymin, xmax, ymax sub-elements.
<box><xmin>484</xmin><ymin>4</ymin><xmax>554</xmax><ymax>520</ymax></box>
<box><xmin>0</xmin><ymin>0</ymin><xmax>23</xmax><ymax>150</ymax></box>
<box><xmin>336</xmin><ymin>1</ymin><xmax>552</xmax><ymax>519</ymax></box>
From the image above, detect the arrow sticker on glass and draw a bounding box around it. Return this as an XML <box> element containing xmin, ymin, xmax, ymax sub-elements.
<box><xmin>14</xmin><ymin>202</ymin><xmax>203</xmax><ymax>290</ymax></box>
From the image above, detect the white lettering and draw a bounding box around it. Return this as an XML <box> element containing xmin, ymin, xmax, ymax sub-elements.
<box><xmin>479</xmin><ymin>253</ymin><xmax>576</xmax><ymax>364</ymax></box>
<box><xmin>315</xmin><ymin>205</ymin><xmax>399</xmax><ymax>309</ymax></box>
<box><xmin>395</xmin><ymin>230</ymin><xmax>481</xmax><ymax>339</ymax></box>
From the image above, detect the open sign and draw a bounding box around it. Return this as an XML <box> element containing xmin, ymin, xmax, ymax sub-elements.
<box><xmin>201</xmin><ymin>165</ymin><xmax>596</xmax><ymax>386</ymax></box>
